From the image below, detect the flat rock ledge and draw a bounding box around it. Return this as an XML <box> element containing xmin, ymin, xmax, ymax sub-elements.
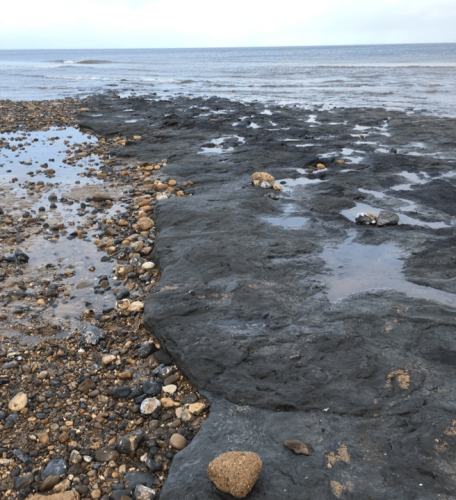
<box><xmin>78</xmin><ymin>93</ymin><xmax>456</xmax><ymax>499</ymax></box>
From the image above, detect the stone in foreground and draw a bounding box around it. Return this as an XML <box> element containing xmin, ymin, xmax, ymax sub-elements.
<box><xmin>284</xmin><ymin>440</ymin><xmax>313</xmax><ymax>456</ymax></box>
<box><xmin>207</xmin><ymin>451</ymin><xmax>262</xmax><ymax>498</ymax></box>
<box><xmin>28</xmin><ymin>492</ymin><xmax>80</xmax><ymax>500</ymax></box>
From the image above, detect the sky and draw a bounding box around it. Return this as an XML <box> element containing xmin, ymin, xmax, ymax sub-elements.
<box><xmin>1</xmin><ymin>0</ymin><xmax>456</xmax><ymax>50</ymax></box>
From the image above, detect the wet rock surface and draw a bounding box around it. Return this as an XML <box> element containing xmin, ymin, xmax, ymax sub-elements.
<box><xmin>74</xmin><ymin>93</ymin><xmax>456</xmax><ymax>499</ymax></box>
<box><xmin>2</xmin><ymin>92</ymin><xmax>456</xmax><ymax>499</ymax></box>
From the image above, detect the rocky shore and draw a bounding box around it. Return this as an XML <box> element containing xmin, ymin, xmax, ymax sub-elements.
<box><xmin>1</xmin><ymin>91</ymin><xmax>456</xmax><ymax>499</ymax></box>
<box><xmin>0</xmin><ymin>98</ymin><xmax>208</xmax><ymax>500</ymax></box>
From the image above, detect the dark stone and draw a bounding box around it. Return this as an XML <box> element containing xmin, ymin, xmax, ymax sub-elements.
<box><xmin>125</xmin><ymin>472</ymin><xmax>156</xmax><ymax>490</ymax></box>
<box><xmin>13</xmin><ymin>450</ymin><xmax>31</xmax><ymax>464</ymax></box>
<box><xmin>111</xmin><ymin>491</ymin><xmax>131</xmax><ymax>500</ymax></box>
<box><xmin>39</xmin><ymin>475</ymin><xmax>60</xmax><ymax>492</ymax></box>
<box><xmin>116</xmin><ymin>290</ymin><xmax>130</xmax><ymax>301</ymax></box>
<box><xmin>138</xmin><ymin>343</ymin><xmax>156</xmax><ymax>359</ymax></box>
<box><xmin>111</xmin><ymin>386</ymin><xmax>132</xmax><ymax>399</ymax></box>
<box><xmin>376</xmin><ymin>210</ymin><xmax>400</xmax><ymax>227</ymax></box>
<box><xmin>80</xmin><ymin>324</ymin><xmax>106</xmax><ymax>345</ymax></box>
<box><xmin>14</xmin><ymin>473</ymin><xmax>34</xmax><ymax>491</ymax></box>
<box><xmin>41</xmin><ymin>458</ymin><xmax>67</xmax><ymax>480</ymax></box>
<box><xmin>116</xmin><ymin>429</ymin><xmax>145</xmax><ymax>456</ymax></box>
<box><xmin>142</xmin><ymin>381</ymin><xmax>161</xmax><ymax>397</ymax></box>
<box><xmin>77</xmin><ymin>378</ymin><xmax>96</xmax><ymax>393</ymax></box>
<box><xmin>152</xmin><ymin>350</ymin><xmax>172</xmax><ymax>366</ymax></box>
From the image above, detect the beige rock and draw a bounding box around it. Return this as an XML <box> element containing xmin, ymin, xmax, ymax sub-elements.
<box><xmin>8</xmin><ymin>392</ymin><xmax>28</xmax><ymax>411</ymax></box>
<box><xmin>161</xmin><ymin>398</ymin><xmax>180</xmax><ymax>409</ymax></box>
<box><xmin>28</xmin><ymin>492</ymin><xmax>80</xmax><ymax>500</ymax></box>
<box><xmin>272</xmin><ymin>184</ymin><xmax>283</xmax><ymax>191</ymax></box>
<box><xmin>115</xmin><ymin>265</ymin><xmax>134</xmax><ymax>277</ymax></box>
<box><xmin>169</xmin><ymin>433</ymin><xmax>188</xmax><ymax>450</ymax></box>
<box><xmin>36</xmin><ymin>431</ymin><xmax>50</xmax><ymax>445</ymax></box>
<box><xmin>131</xmin><ymin>241</ymin><xmax>144</xmax><ymax>252</ymax></box>
<box><xmin>185</xmin><ymin>402</ymin><xmax>206</xmax><ymax>416</ymax></box>
<box><xmin>284</xmin><ymin>440</ymin><xmax>313</xmax><ymax>456</ymax></box>
<box><xmin>128</xmin><ymin>301</ymin><xmax>144</xmax><ymax>312</ymax></box>
<box><xmin>316</xmin><ymin>163</ymin><xmax>326</xmax><ymax>170</ymax></box>
<box><xmin>156</xmin><ymin>193</ymin><xmax>168</xmax><ymax>201</ymax></box>
<box><xmin>162</xmin><ymin>384</ymin><xmax>177</xmax><ymax>395</ymax></box>
<box><xmin>52</xmin><ymin>479</ymin><xmax>71</xmax><ymax>493</ymax></box>
<box><xmin>207</xmin><ymin>451</ymin><xmax>263</xmax><ymax>498</ymax></box>
<box><xmin>336</xmin><ymin>159</ymin><xmax>345</xmax><ymax>164</ymax></box>
<box><xmin>102</xmin><ymin>355</ymin><xmax>116</xmax><ymax>366</ymax></box>
<box><xmin>116</xmin><ymin>299</ymin><xmax>131</xmax><ymax>310</ymax></box>
<box><xmin>141</xmin><ymin>262</ymin><xmax>155</xmax><ymax>270</ymax></box>
<box><xmin>251</xmin><ymin>172</ymin><xmax>275</xmax><ymax>188</ymax></box>
<box><xmin>136</xmin><ymin>218</ymin><xmax>154</xmax><ymax>231</ymax></box>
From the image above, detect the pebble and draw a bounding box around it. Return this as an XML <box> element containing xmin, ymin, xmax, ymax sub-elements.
<box><xmin>284</xmin><ymin>440</ymin><xmax>313</xmax><ymax>455</ymax></box>
<box><xmin>8</xmin><ymin>392</ymin><xmax>28</xmax><ymax>411</ymax></box>
<box><xmin>162</xmin><ymin>384</ymin><xmax>177</xmax><ymax>395</ymax></box>
<box><xmin>207</xmin><ymin>451</ymin><xmax>263</xmax><ymax>498</ymax></box>
<box><xmin>140</xmin><ymin>397</ymin><xmax>161</xmax><ymax>415</ymax></box>
<box><xmin>95</xmin><ymin>449</ymin><xmax>119</xmax><ymax>462</ymax></box>
<box><xmin>39</xmin><ymin>475</ymin><xmax>61</xmax><ymax>492</ymax></box>
<box><xmin>116</xmin><ymin>429</ymin><xmax>145</xmax><ymax>456</ymax></box>
<box><xmin>169</xmin><ymin>433</ymin><xmax>188</xmax><ymax>450</ymax></box>
<box><xmin>41</xmin><ymin>458</ymin><xmax>67</xmax><ymax>480</ymax></box>
<box><xmin>28</xmin><ymin>493</ymin><xmax>80</xmax><ymax>500</ymax></box>
<box><xmin>376</xmin><ymin>210</ymin><xmax>400</xmax><ymax>227</ymax></box>
<box><xmin>135</xmin><ymin>484</ymin><xmax>156</xmax><ymax>500</ymax></box>
<box><xmin>14</xmin><ymin>472</ymin><xmax>34</xmax><ymax>491</ymax></box>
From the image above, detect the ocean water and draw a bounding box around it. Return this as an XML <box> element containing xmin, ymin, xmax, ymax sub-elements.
<box><xmin>1</xmin><ymin>44</ymin><xmax>456</xmax><ymax>115</ymax></box>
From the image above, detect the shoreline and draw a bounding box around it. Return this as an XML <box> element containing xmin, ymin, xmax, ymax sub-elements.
<box><xmin>1</xmin><ymin>91</ymin><xmax>456</xmax><ymax>499</ymax></box>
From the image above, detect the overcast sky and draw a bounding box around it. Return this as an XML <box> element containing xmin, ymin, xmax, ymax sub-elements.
<box><xmin>1</xmin><ymin>0</ymin><xmax>455</xmax><ymax>50</ymax></box>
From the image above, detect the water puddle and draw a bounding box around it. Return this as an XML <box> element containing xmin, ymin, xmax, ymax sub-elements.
<box><xmin>263</xmin><ymin>216</ymin><xmax>308</xmax><ymax>229</ymax></box>
<box><xmin>198</xmin><ymin>135</ymin><xmax>244</xmax><ymax>154</ymax></box>
<box><xmin>0</xmin><ymin>127</ymin><xmax>126</xmax><ymax>331</ymax></box>
<box><xmin>321</xmin><ymin>234</ymin><xmax>456</xmax><ymax>307</ymax></box>
<box><xmin>0</xmin><ymin>127</ymin><xmax>98</xmax><ymax>184</ymax></box>
<box><xmin>277</xmin><ymin>172</ymin><xmax>324</xmax><ymax>192</ymax></box>
<box><xmin>353</xmin><ymin>125</ymin><xmax>371</xmax><ymax>131</ymax></box>
<box><xmin>341</xmin><ymin>202</ymin><xmax>450</xmax><ymax>229</ymax></box>
<box><xmin>391</xmin><ymin>171</ymin><xmax>431</xmax><ymax>191</ymax></box>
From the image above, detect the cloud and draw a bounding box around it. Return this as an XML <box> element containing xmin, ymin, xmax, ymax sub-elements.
<box><xmin>1</xmin><ymin>0</ymin><xmax>455</xmax><ymax>49</ymax></box>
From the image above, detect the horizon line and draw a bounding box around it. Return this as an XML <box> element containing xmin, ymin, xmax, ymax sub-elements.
<box><xmin>1</xmin><ymin>41</ymin><xmax>456</xmax><ymax>51</ymax></box>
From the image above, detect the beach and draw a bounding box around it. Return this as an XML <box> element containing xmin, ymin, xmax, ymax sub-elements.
<box><xmin>1</xmin><ymin>44</ymin><xmax>456</xmax><ymax>500</ymax></box>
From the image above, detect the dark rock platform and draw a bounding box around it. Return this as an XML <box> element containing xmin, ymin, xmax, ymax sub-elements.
<box><xmin>78</xmin><ymin>94</ymin><xmax>456</xmax><ymax>499</ymax></box>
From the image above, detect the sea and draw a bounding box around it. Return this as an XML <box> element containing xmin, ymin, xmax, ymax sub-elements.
<box><xmin>1</xmin><ymin>44</ymin><xmax>456</xmax><ymax>115</ymax></box>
